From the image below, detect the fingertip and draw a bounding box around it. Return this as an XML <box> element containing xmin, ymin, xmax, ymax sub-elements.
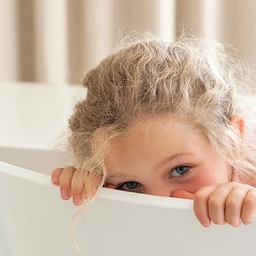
<box><xmin>51</xmin><ymin>176</ymin><xmax>59</xmax><ymax>185</ymax></box>
<box><xmin>194</xmin><ymin>211</ymin><xmax>212</xmax><ymax>228</ymax></box>
<box><xmin>61</xmin><ymin>189</ymin><xmax>71</xmax><ymax>200</ymax></box>
<box><xmin>171</xmin><ymin>189</ymin><xmax>194</xmax><ymax>199</ymax></box>
<box><xmin>231</xmin><ymin>221</ymin><xmax>241</xmax><ymax>227</ymax></box>
<box><xmin>51</xmin><ymin>168</ymin><xmax>63</xmax><ymax>185</ymax></box>
<box><xmin>73</xmin><ymin>196</ymin><xmax>83</xmax><ymax>206</ymax></box>
<box><xmin>242</xmin><ymin>218</ymin><xmax>252</xmax><ymax>225</ymax></box>
<box><xmin>201</xmin><ymin>221</ymin><xmax>211</xmax><ymax>228</ymax></box>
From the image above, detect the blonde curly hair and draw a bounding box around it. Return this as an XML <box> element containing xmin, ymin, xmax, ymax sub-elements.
<box><xmin>68</xmin><ymin>35</ymin><xmax>256</xmax><ymax>199</ymax></box>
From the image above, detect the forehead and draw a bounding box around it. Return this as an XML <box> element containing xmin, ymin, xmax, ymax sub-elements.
<box><xmin>104</xmin><ymin>116</ymin><xmax>205</xmax><ymax>170</ymax></box>
<box><xmin>123</xmin><ymin>115</ymin><xmax>196</xmax><ymax>139</ymax></box>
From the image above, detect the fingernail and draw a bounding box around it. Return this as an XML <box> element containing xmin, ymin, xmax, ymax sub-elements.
<box><xmin>202</xmin><ymin>221</ymin><xmax>211</xmax><ymax>228</ymax></box>
<box><xmin>52</xmin><ymin>177</ymin><xmax>59</xmax><ymax>185</ymax></box>
<box><xmin>61</xmin><ymin>189</ymin><xmax>70</xmax><ymax>199</ymax></box>
<box><xmin>74</xmin><ymin>196</ymin><xmax>82</xmax><ymax>205</ymax></box>
<box><xmin>243</xmin><ymin>220</ymin><xmax>251</xmax><ymax>225</ymax></box>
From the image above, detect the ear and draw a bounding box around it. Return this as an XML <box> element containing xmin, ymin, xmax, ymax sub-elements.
<box><xmin>230</xmin><ymin>115</ymin><xmax>245</xmax><ymax>136</ymax></box>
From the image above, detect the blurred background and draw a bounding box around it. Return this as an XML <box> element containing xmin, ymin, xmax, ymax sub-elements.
<box><xmin>0</xmin><ymin>0</ymin><xmax>255</xmax><ymax>85</ymax></box>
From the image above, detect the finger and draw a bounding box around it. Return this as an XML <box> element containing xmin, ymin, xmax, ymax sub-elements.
<box><xmin>194</xmin><ymin>185</ymin><xmax>217</xmax><ymax>227</ymax></box>
<box><xmin>104</xmin><ymin>183</ymin><xmax>115</xmax><ymax>189</ymax></box>
<box><xmin>171</xmin><ymin>190</ymin><xmax>194</xmax><ymax>199</ymax></box>
<box><xmin>241</xmin><ymin>189</ymin><xmax>256</xmax><ymax>225</ymax></box>
<box><xmin>91</xmin><ymin>173</ymin><xmax>103</xmax><ymax>195</ymax></box>
<box><xmin>71</xmin><ymin>169</ymin><xmax>85</xmax><ymax>206</ymax></box>
<box><xmin>59</xmin><ymin>166</ymin><xmax>76</xmax><ymax>200</ymax></box>
<box><xmin>51</xmin><ymin>168</ymin><xmax>63</xmax><ymax>185</ymax></box>
<box><xmin>225</xmin><ymin>188</ymin><xmax>246</xmax><ymax>226</ymax></box>
<box><xmin>207</xmin><ymin>185</ymin><xmax>233</xmax><ymax>225</ymax></box>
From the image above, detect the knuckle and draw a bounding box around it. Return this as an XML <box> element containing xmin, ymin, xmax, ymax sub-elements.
<box><xmin>71</xmin><ymin>186</ymin><xmax>84</xmax><ymax>197</ymax></box>
<box><xmin>194</xmin><ymin>190</ymin><xmax>207</xmax><ymax>202</ymax></box>
<box><xmin>71</xmin><ymin>181</ymin><xmax>85</xmax><ymax>197</ymax></box>
<box><xmin>59</xmin><ymin>178</ymin><xmax>71</xmax><ymax>189</ymax></box>
<box><xmin>52</xmin><ymin>167</ymin><xmax>63</xmax><ymax>172</ymax></box>
<box><xmin>51</xmin><ymin>167</ymin><xmax>63</xmax><ymax>176</ymax></box>
<box><xmin>59</xmin><ymin>169</ymin><xmax>77</xmax><ymax>188</ymax></box>
<box><xmin>73</xmin><ymin>169</ymin><xmax>82</xmax><ymax>178</ymax></box>
<box><xmin>64</xmin><ymin>166</ymin><xmax>77</xmax><ymax>172</ymax></box>
<box><xmin>226</xmin><ymin>197</ymin><xmax>240</xmax><ymax>210</ymax></box>
<box><xmin>208</xmin><ymin>196</ymin><xmax>222</xmax><ymax>209</ymax></box>
<box><xmin>244</xmin><ymin>190</ymin><xmax>256</xmax><ymax>207</ymax></box>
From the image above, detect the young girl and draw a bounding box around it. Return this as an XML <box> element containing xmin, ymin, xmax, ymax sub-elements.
<box><xmin>51</xmin><ymin>35</ymin><xmax>256</xmax><ymax>228</ymax></box>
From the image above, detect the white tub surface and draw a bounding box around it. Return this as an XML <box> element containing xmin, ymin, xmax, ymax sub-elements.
<box><xmin>1</xmin><ymin>82</ymin><xmax>256</xmax><ymax>256</ymax></box>
<box><xmin>1</xmin><ymin>160</ymin><xmax>256</xmax><ymax>256</ymax></box>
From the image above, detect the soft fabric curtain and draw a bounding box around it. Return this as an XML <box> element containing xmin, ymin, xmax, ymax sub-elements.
<box><xmin>0</xmin><ymin>0</ymin><xmax>255</xmax><ymax>84</ymax></box>
<box><xmin>176</xmin><ymin>0</ymin><xmax>256</xmax><ymax>66</ymax></box>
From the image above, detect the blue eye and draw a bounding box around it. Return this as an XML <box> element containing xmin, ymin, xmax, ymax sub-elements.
<box><xmin>116</xmin><ymin>181</ymin><xmax>141</xmax><ymax>191</ymax></box>
<box><xmin>170</xmin><ymin>166</ymin><xmax>191</xmax><ymax>177</ymax></box>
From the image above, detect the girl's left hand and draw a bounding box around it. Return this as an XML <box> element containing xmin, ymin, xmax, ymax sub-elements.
<box><xmin>172</xmin><ymin>182</ymin><xmax>256</xmax><ymax>227</ymax></box>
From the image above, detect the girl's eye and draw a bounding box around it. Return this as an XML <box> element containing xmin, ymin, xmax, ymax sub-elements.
<box><xmin>170</xmin><ymin>166</ymin><xmax>191</xmax><ymax>178</ymax></box>
<box><xmin>116</xmin><ymin>181</ymin><xmax>141</xmax><ymax>191</ymax></box>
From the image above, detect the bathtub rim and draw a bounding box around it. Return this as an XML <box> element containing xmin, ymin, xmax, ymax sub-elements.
<box><xmin>0</xmin><ymin>160</ymin><xmax>193</xmax><ymax>211</ymax></box>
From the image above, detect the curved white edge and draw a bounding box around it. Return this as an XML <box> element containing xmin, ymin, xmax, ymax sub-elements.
<box><xmin>0</xmin><ymin>161</ymin><xmax>50</xmax><ymax>185</ymax></box>
<box><xmin>0</xmin><ymin>160</ymin><xmax>193</xmax><ymax>211</ymax></box>
<box><xmin>97</xmin><ymin>188</ymin><xmax>193</xmax><ymax>211</ymax></box>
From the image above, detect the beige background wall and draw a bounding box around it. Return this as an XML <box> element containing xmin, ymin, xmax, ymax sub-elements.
<box><xmin>176</xmin><ymin>0</ymin><xmax>256</xmax><ymax>65</ymax></box>
<box><xmin>0</xmin><ymin>0</ymin><xmax>255</xmax><ymax>85</ymax></box>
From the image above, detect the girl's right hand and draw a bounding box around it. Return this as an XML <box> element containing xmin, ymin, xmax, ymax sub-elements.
<box><xmin>172</xmin><ymin>183</ymin><xmax>256</xmax><ymax>228</ymax></box>
<box><xmin>51</xmin><ymin>166</ymin><xmax>87</xmax><ymax>206</ymax></box>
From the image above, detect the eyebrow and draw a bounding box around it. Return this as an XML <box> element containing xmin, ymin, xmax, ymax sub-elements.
<box><xmin>106</xmin><ymin>172</ymin><xmax>129</xmax><ymax>180</ymax></box>
<box><xmin>106</xmin><ymin>152</ymin><xmax>193</xmax><ymax>180</ymax></box>
<box><xmin>154</xmin><ymin>153</ymin><xmax>193</xmax><ymax>170</ymax></box>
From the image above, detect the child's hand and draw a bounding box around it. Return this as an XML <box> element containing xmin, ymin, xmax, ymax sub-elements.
<box><xmin>195</xmin><ymin>182</ymin><xmax>256</xmax><ymax>227</ymax></box>
<box><xmin>51</xmin><ymin>166</ymin><xmax>87</xmax><ymax>206</ymax></box>
<box><xmin>173</xmin><ymin>182</ymin><xmax>256</xmax><ymax>227</ymax></box>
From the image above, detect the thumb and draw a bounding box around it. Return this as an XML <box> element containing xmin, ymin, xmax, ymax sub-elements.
<box><xmin>171</xmin><ymin>189</ymin><xmax>194</xmax><ymax>199</ymax></box>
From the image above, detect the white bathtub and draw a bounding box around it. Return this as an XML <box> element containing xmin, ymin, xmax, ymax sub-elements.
<box><xmin>1</xmin><ymin>83</ymin><xmax>256</xmax><ymax>256</ymax></box>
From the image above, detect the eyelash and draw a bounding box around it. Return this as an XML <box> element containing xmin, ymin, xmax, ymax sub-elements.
<box><xmin>169</xmin><ymin>165</ymin><xmax>191</xmax><ymax>178</ymax></box>
<box><xmin>109</xmin><ymin>165</ymin><xmax>192</xmax><ymax>191</ymax></box>
<box><xmin>115</xmin><ymin>181</ymin><xmax>142</xmax><ymax>191</ymax></box>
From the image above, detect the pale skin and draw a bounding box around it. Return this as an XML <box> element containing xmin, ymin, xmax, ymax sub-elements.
<box><xmin>51</xmin><ymin>115</ymin><xmax>256</xmax><ymax>227</ymax></box>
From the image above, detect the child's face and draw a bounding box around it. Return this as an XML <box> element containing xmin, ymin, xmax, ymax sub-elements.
<box><xmin>105</xmin><ymin>116</ymin><xmax>230</xmax><ymax>198</ymax></box>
